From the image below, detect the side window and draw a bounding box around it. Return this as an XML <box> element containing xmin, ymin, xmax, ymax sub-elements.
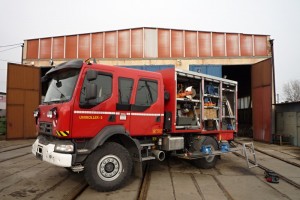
<box><xmin>135</xmin><ymin>79</ymin><xmax>158</xmax><ymax>106</ymax></box>
<box><xmin>80</xmin><ymin>72</ymin><xmax>112</xmax><ymax>107</ymax></box>
<box><xmin>118</xmin><ymin>78</ymin><xmax>133</xmax><ymax>104</ymax></box>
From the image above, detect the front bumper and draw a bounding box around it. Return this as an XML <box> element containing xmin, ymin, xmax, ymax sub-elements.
<box><xmin>32</xmin><ymin>136</ymin><xmax>73</xmax><ymax>167</ymax></box>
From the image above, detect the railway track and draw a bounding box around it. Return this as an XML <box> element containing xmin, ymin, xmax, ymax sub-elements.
<box><xmin>233</xmin><ymin>141</ymin><xmax>300</xmax><ymax>189</ymax></box>
<box><xmin>1</xmin><ymin>141</ymin><xmax>300</xmax><ymax>199</ymax></box>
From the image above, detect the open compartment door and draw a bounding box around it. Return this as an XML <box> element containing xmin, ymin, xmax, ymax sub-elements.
<box><xmin>251</xmin><ymin>58</ymin><xmax>274</xmax><ymax>142</ymax></box>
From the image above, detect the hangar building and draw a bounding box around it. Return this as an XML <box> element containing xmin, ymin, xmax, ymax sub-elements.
<box><xmin>7</xmin><ymin>27</ymin><xmax>275</xmax><ymax>142</ymax></box>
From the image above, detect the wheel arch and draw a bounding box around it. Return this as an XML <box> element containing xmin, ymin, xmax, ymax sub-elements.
<box><xmin>86</xmin><ymin>125</ymin><xmax>143</xmax><ymax>177</ymax></box>
<box><xmin>87</xmin><ymin>125</ymin><xmax>141</xmax><ymax>161</ymax></box>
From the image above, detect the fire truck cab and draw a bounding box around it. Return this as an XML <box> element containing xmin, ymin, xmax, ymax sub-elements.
<box><xmin>32</xmin><ymin>59</ymin><xmax>237</xmax><ymax>191</ymax></box>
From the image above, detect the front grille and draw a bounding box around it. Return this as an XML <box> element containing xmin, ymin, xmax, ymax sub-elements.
<box><xmin>39</xmin><ymin>122</ymin><xmax>52</xmax><ymax>135</ymax></box>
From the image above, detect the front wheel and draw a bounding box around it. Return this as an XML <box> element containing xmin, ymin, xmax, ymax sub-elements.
<box><xmin>84</xmin><ymin>142</ymin><xmax>133</xmax><ymax>191</ymax></box>
<box><xmin>192</xmin><ymin>136</ymin><xmax>219</xmax><ymax>169</ymax></box>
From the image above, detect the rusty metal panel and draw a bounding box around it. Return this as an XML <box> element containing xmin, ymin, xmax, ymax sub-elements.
<box><xmin>254</xmin><ymin>35</ymin><xmax>268</xmax><ymax>56</ymax></box>
<box><xmin>7</xmin><ymin>65</ymin><xmax>25</xmax><ymax>91</ymax></box>
<box><xmin>158</xmin><ymin>29</ymin><xmax>170</xmax><ymax>58</ymax></box>
<box><xmin>105</xmin><ymin>31</ymin><xmax>117</xmax><ymax>58</ymax></box>
<box><xmin>24</xmin><ymin>90</ymin><xmax>39</xmax><ymax>138</ymax></box>
<box><xmin>185</xmin><ymin>31</ymin><xmax>197</xmax><ymax>57</ymax></box>
<box><xmin>7</xmin><ymin>89</ymin><xmax>24</xmax><ymax>105</ymax></box>
<box><xmin>7</xmin><ymin>63</ymin><xmax>40</xmax><ymax>139</ymax></box>
<box><xmin>65</xmin><ymin>35</ymin><xmax>77</xmax><ymax>59</ymax></box>
<box><xmin>91</xmin><ymin>33</ymin><xmax>103</xmax><ymax>58</ymax></box>
<box><xmin>78</xmin><ymin>34</ymin><xmax>90</xmax><ymax>59</ymax></box>
<box><xmin>171</xmin><ymin>30</ymin><xmax>183</xmax><ymax>57</ymax></box>
<box><xmin>252</xmin><ymin>59</ymin><xmax>272</xmax><ymax>88</ymax></box>
<box><xmin>118</xmin><ymin>30</ymin><xmax>130</xmax><ymax>58</ymax></box>
<box><xmin>212</xmin><ymin>33</ymin><xmax>225</xmax><ymax>57</ymax></box>
<box><xmin>26</xmin><ymin>39</ymin><xmax>39</xmax><ymax>59</ymax></box>
<box><xmin>131</xmin><ymin>29</ymin><xmax>143</xmax><ymax>58</ymax></box>
<box><xmin>226</xmin><ymin>33</ymin><xmax>239</xmax><ymax>57</ymax></box>
<box><xmin>144</xmin><ymin>28</ymin><xmax>158</xmax><ymax>58</ymax></box>
<box><xmin>52</xmin><ymin>37</ymin><xmax>64</xmax><ymax>59</ymax></box>
<box><xmin>240</xmin><ymin>34</ymin><xmax>253</xmax><ymax>56</ymax></box>
<box><xmin>39</xmin><ymin>38</ymin><xmax>51</xmax><ymax>59</ymax></box>
<box><xmin>198</xmin><ymin>32</ymin><xmax>211</xmax><ymax>57</ymax></box>
<box><xmin>6</xmin><ymin>105</ymin><xmax>24</xmax><ymax>139</ymax></box>
<box><xmin>251</xmin><ymin>59</ymin><xmax>272</xmax><ymax>142</ymax></box>
<box><xmin>252</xmin><ymin>86</ymin><xmax>271</xmax><ymax>142</ymax></box>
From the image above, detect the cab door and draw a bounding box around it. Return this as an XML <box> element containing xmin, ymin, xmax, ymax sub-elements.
<box><xmin>72</xmin><ymin>69</ymin><xmax>115</xmax><ymax>138</ymax></box>
<box><xmin>129</xmin><ymin>78</ymin><xmax>164</xmax><ymax>136</ymax></box>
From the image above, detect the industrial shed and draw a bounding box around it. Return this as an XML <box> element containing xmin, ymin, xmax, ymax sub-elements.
<box><xmin>275</xmin><ymin>102</ymin><xmax>300</xmax><ymax>146</ymax></box>
<box><xmin>7</xmin><ymin>27</ymin><xmax>275</xmax><ymax>142</ymax></box>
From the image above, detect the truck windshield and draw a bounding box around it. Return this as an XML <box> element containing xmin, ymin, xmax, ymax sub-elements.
<box><xmin>44</xmin><ymin>69</ymin><xmax>80</xmax><ymax>104</ymax></box>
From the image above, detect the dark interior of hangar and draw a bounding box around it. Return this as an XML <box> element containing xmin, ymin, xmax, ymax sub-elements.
<box><xmin>222</xmin><ymin>65</ymin><xmax>252</xmax><ymax>137</ymax></box>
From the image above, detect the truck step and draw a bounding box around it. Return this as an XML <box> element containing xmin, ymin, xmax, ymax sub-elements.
<box><xmin>140</xmin><ymin>143</ymin><xmax>155</xmax><ymax>147</ymax></box>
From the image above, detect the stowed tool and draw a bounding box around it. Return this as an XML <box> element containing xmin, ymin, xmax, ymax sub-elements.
<box><xmin>264</xmin><ymin>170</ymin><xmax>279</xmax><ymax>183</ymax></box>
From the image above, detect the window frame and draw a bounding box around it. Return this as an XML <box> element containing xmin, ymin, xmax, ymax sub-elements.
<box><xmin>79</xmin><ymin>70</ymin><xmax>113</xmax><ymax>108</ymax></box>
<box><xmin>132</xmin><ymin>78</ymin><xmax>158</xmax><ymax>111</ymax></box>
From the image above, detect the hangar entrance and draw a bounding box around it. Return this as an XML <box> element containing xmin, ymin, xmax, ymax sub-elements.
<box><xmin>222</xmin><ymin>59</ymin><xmax>273</xmax><ymax>142</ymax></box>
<box><xmin>190</xmin><ymin>59</ymin><xmax>273</xmax><ymax>143</ymax></box>
<box><xmin>222</xmin><ymin>65</ymin><xmax>252</xmax><ymax>137</ymax></box>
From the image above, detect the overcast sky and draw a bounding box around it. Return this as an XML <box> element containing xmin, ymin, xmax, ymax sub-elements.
<box><xmin>0</xmin><ymin>0</ymin><xmax>299</xmax><ymax>100</ymax></box>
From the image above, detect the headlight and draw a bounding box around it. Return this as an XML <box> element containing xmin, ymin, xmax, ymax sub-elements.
<box><xmin>54</xmin><ymin>144</ymin><xmax>74</xmax><ymax>153</ymax></box>
<box><xmin>47</xmin><ymin>107</ymin><xmax>58</xmax><ymax>119</ymax></box>
<box><xmin>33</xmin><ymin>108</ymin><xmax>40</xmax><ymax>118</ymax></box>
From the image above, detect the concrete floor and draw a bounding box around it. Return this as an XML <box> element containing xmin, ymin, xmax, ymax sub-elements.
<box><xmin>0</xmin><ymin>138</ymin><xmax>300</xmax><ymax>200</ymax></box>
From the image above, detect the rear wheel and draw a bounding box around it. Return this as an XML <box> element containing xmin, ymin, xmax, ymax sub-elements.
<box><xmin>84</xmin><ymin>142</ymin><xmax>132</xmax><ymax>191</ymax></box>
<box><xmin>192</xmin><ymin>136</ymin><xmax>219</xmax><ymax>169</ymax></box>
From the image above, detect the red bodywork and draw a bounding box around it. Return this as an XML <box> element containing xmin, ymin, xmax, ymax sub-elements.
<box><xmin>37</xmin><ymin>63</ymin><xmax>165</xmax><ymax>139</ymax></box>
<box><xmin>37</xmin><ymin>63</ymin><xmax>235</xmax><ymax>141</ymax></box>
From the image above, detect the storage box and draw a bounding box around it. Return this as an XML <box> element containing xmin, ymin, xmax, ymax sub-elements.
<box><xmin>162</xmin><ymin>136</ymin><xmax>184</xmax><ymax>151</ymax></box>
<box><xmin>204</xmin><ymin>109</ymin><xmax>217</xmax><ymax>119</ymax></box>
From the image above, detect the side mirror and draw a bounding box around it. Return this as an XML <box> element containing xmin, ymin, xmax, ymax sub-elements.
<box><xmin>86</xmin><ymin>70</ymin><xmax>97</xmax><ymax>81</ymax></box>
<box><xmin>86</xmin><ymin>83</ymin><xmax>97</xmax><ymax>100</ymax></box>
<box><xmin>56</xmin><ymin>80</ymin><xmax>62</xmax><ymax>88</ymax></box>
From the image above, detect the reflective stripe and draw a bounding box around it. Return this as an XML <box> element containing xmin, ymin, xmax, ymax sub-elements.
<box><xmin>74</xmin><ymin>111</ymin><xmax>117</xmax><ymax>115</ymax></box>
<box><xmin>74</xmin><ymin>110</ymin><xmax>164</xmax><ymax>117</ymax></box>
<box><xmin>131</xmin><ymin>113</ymin><xmax>161</xmax><ymax>117</ymax></box>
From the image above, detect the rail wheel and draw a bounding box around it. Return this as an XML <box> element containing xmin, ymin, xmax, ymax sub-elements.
<box><xmin>192</xmin><ymin>136</ymin><xmax>219</xmax><ymax>169</ymax></box>
<box><xmin>84</xmin><ymin>142</ymin><xmax>132</xmax><ymax>191</ymax></box>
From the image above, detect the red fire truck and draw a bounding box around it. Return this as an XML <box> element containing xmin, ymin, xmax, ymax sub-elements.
<box><xmin>32</xmin><ymin>59</ymin><xmax>237</xmax><ymax>191</ymax></box>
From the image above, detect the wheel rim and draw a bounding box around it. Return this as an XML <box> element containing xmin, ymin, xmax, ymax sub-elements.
<box><xmin>204</xmin><ymin>145</ymin><xmax>215</xmax><ymax>162</ymax></box>
<box><xmin>97</xmin><ymin>155</ymin><xmax>123</xmax><ymax>181</ymax></box>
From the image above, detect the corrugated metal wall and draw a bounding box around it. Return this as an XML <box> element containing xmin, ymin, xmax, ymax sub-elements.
<box><xmin>275</xmin><ymin>103</ymin><xmax>300</xmax><ymax>146</ymax></box>
<box><xmin>122</xmin><ymin>65</ymin><xmax>174</xmax><ymax>71</ymax></box>
<box><xmin>251</xmin><ymin>58</ymin><xmax>273</xmax><ymax>143</ymax></box>
<box><xmin>189</xmin><ymin>65</ymin><xmax>222</xmax><ymax>77</ymax></box>
<box><xmin>25</xmin><ymin>28</ymin><xmax>270</xmax><ymax>60</ymax></box>
<box><xmin>6</xmin><ymin>63</ymin><xmax>40</xmax><ymax>139</ymax></box>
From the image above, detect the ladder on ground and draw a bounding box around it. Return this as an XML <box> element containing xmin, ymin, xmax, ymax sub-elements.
<box><xmin>242</xmin><ymin>142</ymin><xmax>258</xmax><ymax>168</ymax></box>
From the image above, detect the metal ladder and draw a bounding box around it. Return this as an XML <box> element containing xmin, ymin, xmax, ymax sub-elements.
<box><xmin>242</xmin><ymin>142</ymin><xmax>258</xmax><ymax>168</ymax></box>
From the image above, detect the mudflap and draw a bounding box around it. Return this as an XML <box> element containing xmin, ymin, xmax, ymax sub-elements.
<box><xmin>133</xmin><ymin>160</ymin><xmax>144</xmax><ymax>178</ymax></box>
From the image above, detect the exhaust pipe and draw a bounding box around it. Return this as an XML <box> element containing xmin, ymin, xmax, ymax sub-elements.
<box><xmin>152</xmin><ymin>150</ymin><xmax>165</xmax><ymax>161</ymax></box>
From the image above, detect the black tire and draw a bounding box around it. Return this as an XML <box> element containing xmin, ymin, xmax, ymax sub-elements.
<box><xmin>193</xmin><ymin>136</ymin><xmax>219</xmax><ymax>169</ymax></box>
<box><xmin>84</xmin><ymin>142</ymin><xmax>133</xmax><ymax>191</ymax></box>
